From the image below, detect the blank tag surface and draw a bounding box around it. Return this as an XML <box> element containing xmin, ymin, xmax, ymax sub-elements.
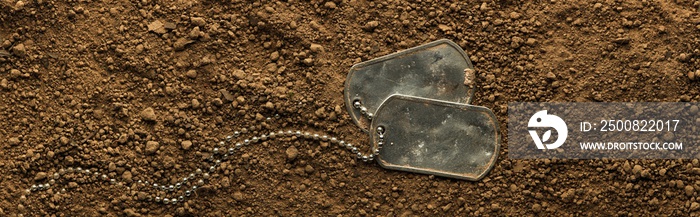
<box><xmin>344</xmin><ymin>39</ymin><xmax>475</xmax><ymax>131</ymax></box>
<box><xmin>369</xmin><ymin>95</ymin><xmax>500</xmax><ymax>180</ymax></box>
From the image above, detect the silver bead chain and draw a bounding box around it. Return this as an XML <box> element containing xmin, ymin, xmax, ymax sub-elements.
<box><xmin>353</xmin><ymin>99</ymin><xmax>374</xmax><ymax>120</ymax></box>
<box><xmin>25</xmin><ymin>126</ymin><xmax>386</xmax><ymax>205</ymax></box>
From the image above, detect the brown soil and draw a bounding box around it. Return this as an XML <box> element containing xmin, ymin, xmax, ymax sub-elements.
<box><xmin>2</xmin><ymin>0</ymin><xmax>700</xmax><ymax>216</ymax></box>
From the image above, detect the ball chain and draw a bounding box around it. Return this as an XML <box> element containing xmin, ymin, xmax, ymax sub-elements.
<box><xmin>25</xmin><ymin>127</ymin><xmax>385</xmax><ymax>205</ymax></box>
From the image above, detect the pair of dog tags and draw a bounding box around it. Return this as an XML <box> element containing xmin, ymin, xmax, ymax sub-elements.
<box><xmin>343</xmin><ymin>39</ymin><xmax>500</xmax><ymax>180</ymax></box>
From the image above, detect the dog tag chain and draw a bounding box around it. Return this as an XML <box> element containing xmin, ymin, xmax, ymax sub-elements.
<box><xmin>25</xmin><ymin>39</ymin><xmax>501</xmax><ymax>205</ymax></box>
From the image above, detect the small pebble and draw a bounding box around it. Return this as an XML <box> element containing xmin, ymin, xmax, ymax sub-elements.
<box><xmin>632</xmin><ymin>164</ymin><xmax>642</xmax><ymax>175</ymax></box>
<box><xmin>186</xmin><ymin>70</ymin><xmax>197</xmax><ymax>79</ymax></box>
<box><xmin>509</xmin><ymin>12</ymin><xmax>521</xmax><ymax>19</ymax></box>
<box><xmin>8</xmin><ymin>137</ymin><xmax>20</xmax><ymax>146</ymax></box>
<box><xmin>140</xmin><ymin>107</ymin><xmax>157</xmax><ymax>121</ymax></box>
<box><xmin>310</xmin><ymin>43</ymin><xmax>324</xmax><ymax>53</ymax></box>
<box><xmin>364</xmin><ymin>21</ymin><xmax>380</xmax><ymax>31</ymax></box>
<box><xmin>324</xmin><ymin>1</ymin><xmax>337</xmax><ymax>9</ymax></box>
<box><xmin>190</xmin><ymin>17</ymin><xmax>206</xmax><ymax>27</ymax></box>
<box><xmin>191</xmin><ymin>98</ymin><xmax>201</xmax><ymax>108</ymax></box>
<box><xmin>145</xmin><ymin>141</ymin><xmax>160</xmax><ymax>155</ymax></box>
<box><xmin>173</xmin><ymin>38</ymin><xmax>193</xmax><ymax>51</ymax></box>
<box><xmin>270</xmin><ymin>51</ymin><xmax>280</xmax><ymax>61</ymax></box>
<box><xmin>12</xmin><ymin>43</ymin><xmax>26</xmax><ymax>57</ymax></box>
<box><xmin>122</xmin><ymin>171</ymin><xmax>133</xmax><ymax>183</ymax></box>
<box><xmin>181</xmin><ymin>140</ymin><xmax>193</xmax><ymax>150</ymax></box>
<box><xmin>546</xmin><ymin>72</ymin><xmax>556</xmax><ymax>80</ymax></box>
<box><xmin>233</xmin><ymin>191</ymin><xmax>244</xmax><ymax>201</ymax></box>
<box><xmin>689</xmin><ymin>70</ymin><xmax>698</xmax><ymax>81</ymax></box>
<box><xmin>686</xmin><ymin>185</ymin><xmax>695</xmax><ymax>196</ymax></box>
<box><xmin>34</xmin><ymin>172</ymin><xmax>47</xmax><ymax>181</ymax></box>
<box><xmin>305</xmin><ymin>165</ymin><xmax>315</xmax><ymax>173</ymax></box>
<box><xmin>286</xmin><ymin>146</ymin><xmax>299</xmax><ymax>161</ymax></box>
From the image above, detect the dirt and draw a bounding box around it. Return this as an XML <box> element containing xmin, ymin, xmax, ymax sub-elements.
<box><xmin>2</xmin><ymin>0</ymin><xmax>700</xmax><ymax>216</ymax></box>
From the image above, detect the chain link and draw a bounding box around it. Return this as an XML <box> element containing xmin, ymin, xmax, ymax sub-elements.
<box><xmin>25</xmin><ymin>126</ymin><xmax>385</xmax><ymax>205</ymax></box>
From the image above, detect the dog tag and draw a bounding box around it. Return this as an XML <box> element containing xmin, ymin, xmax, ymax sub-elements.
<box><xmin>369</xmin><ymin>95</ymin><xmax>500</xmax><ymax>180</ymax></box>
<box><xmin>344</xmin><ymin>39</ymin><xmax>476</xmax><ymax>131</ymax></box>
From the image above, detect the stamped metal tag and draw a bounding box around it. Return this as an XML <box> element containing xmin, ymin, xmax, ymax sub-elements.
<box><xmin>344</xmin><ymin>39</ymin><xmax>476</xmax><ymax>131</ymax></box>
<box><xmin>369</xmin><ymin>95</ymin><xmax>500</xmax><ymax>180</ymax></box>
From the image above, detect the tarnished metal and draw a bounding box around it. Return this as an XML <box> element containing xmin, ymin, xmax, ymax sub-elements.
<box><xmin>344</xmin><ymin>39</ymin><xmax>476</xmax><ymax>131</ymax></box>
<box><xmin>370</xmin><ymin>95</ymin><xmax>500</xmax><ymax>181</ymax></box>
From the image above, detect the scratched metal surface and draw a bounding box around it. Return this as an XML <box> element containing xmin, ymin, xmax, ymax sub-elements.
<box><xmin>344</xmin><ymin>39</ymin><xmax>475</xmax><ymax>131</ymax></box>
<box><xmin>370</xmin><ymin>95</ymin><xmax>499</xmax><ymax>181</ymax></box>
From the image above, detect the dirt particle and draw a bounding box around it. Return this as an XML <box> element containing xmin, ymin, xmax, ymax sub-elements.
<box><xmin>140</xmin><ymin>107</ymin><xmax>157</xmax><ymax>121</ymax></box>
<box><xmin>438</xmin><ymin>24</ymin><xmax>452</xmax><ymax>32</ymax></box>
<box><xmin>11</xmin><ymin>43</ymin><xmax>26</xmax><ymax>57</ymax></box>
<box><xmin>10</xmin><ymin>69</ymin><xmax>21</xmax><ymax>78</ymax></box>
<box><xmin>678</xmin><ymin>53</ymin><xmax>690</xmax><ymax>62</ymax></box>
<box><xmin>286</xmin><ymin>146</ymin><xmax>299</xmax><ymax>161</ymax></box>
<box><xmin>232</xmin><ymin>69</ymin><xmax>245</xmax><ymax>80</ymax></box>
<box><xmin>118</xmin><ymin>134</ymin><xmax>128</xmax><ymax>144</ymax></box>
<box><xmin>8</xmin><ymin>137</ymin><xmax>20</xmax><ymax>146</ymax></box>
<box><xmin>0</xmin><ymin>79</ymin><xmax>7</xmax><ymax>89</ymax></box>
<box><xmin>218</xmin><ymin>90</ymin><xmax>234</xmax><ymax>104</ymax></box>
<box><xmin>364</xmin><ymin>21</ymin><xmax>380</xmax><ymax>31</ymax></box>
<box><xmin>509</xmin><ymin>12</ymin><xmax>521</xmax><ymax>19</ymax></box>
<box><xmin>526</xmin><ymin>38</ymin><xmax>537</xmax><ymax>46</ymax></box>
<box><xmin>188</xmin><ymin>27</ymin><xmax>202</xmax><ymax>39</ymax></box>
<box><xmin>324</xmin><ymin>1</ymin><xmax>337</xmax><ymax>9</ymax></box>
<box><xmin>546</xmin><ymin>72</ymin><xmax>556</xmax><ymax>80</ymax></box>
<box><xmin>305</xmin><ymin>165</ymin><xmax>315</xmax><ymax>174</ymax></box>
<box><xmin>181</xmin><ymin>140</ymin><xmax>193</xmax><ymax>150</ymax></box>
<box><xmin>612</xmin><ymin>37</ymin><xmax>630</xmax><ymax>45</ymax></box>
<box><xmin>147</xmin><ymin>20</ymin><xmax>167</xmax><ymax>34</ymax></box>
<box><xmin>145</xmin><ymin>141</ymin><xmax>160</xmax><ymax>155</ymax></box>
<box><xmin>532</xmin><ymin>203</ymin><xmax>542</xmax><ymax>212</ymax></box>
<box><xmin>191</xmin><ymin>99</ymin><xmax>201</xmax><ymax>108</ymax></box>
<box><xmin>477</xmin><ymin>3</ymin><xmax>487</xmax><ymax>11</ymax></box>
<box><xmin>692</xmin><ymin>202</ymin><xmax>700</xmax><ymax>211</ymax></box>
<box><xmin>190</xmin><ymin>17</ymin><xmax>206</xmax><ymax>27</ymax></box>
<box><xmin>310</xmin><ymin>43</ymin><xmax>325</xmax><ymax>53</ymax></box>
<box><xmin>34</xmin><ymin>172</ymin><xmax>47</xmax><ymax>181</ymax></box>
<box><xmin>632</xmin><ymin>164</ymin><xmax>642</xmax><ymax>175</ymax></box>
<box><xmin>511</xmin><ymin>36</ymin><xmax>524</xmax><ymax>48</ymax></box>
<box><xmin>186</xmin><ymin>70</ymin><xmax>197</xmax><ymax>79</ymax></box>
<box><xmin>164</xmin><ymin>22</ymin><xmax>176</xmax><ymax>30</ymax></box>
<box><xmin>233</xmin><ymin>191</ymin><xmax>244</xmax><ymax>201</ymax></box>
<box><xmin>212</xmin><ymin>98</ymin><xmax>223</xmax><ymax>106</ymax></box>
<box><xmin>303</xmin><ymin>58</ymin><xmax>314</xmax><ymax>66</ymax></box>
<box><xmin>60</xmin><ymin>136</ymin><xmax>70</xmax><ymax>145</ymax></box>
<box><xmin>173</xmin><ymin>38</ymin><xmax>194</xmax><ymax>51</ymax></box>
<box><xmin>122</xmin><ymin>171</ymin><xmax>133</xmax><ymax>183</ymax></box>
<box><xmin>593</xmin><ymin>3</ymin><xmax>603</xmax><ymax>9</ymax></box>
<box><xmin>264</xmin><ymin>101</ymin><xmax>275</xmax><ymax>110</ymax></box>
<box><xmin>124</xmin><ymin>208</ymin><xmax>141</xmax><ymax>217</ymax></box>
<box><xmin>270</xmin><ymin>51</ymin><xmax>280</xmax><ymax>61</ymax></box>
<box><xmin>687</xmin><ymin>185</ymin><xmax>696</xmax><ymax>196</ymax></box>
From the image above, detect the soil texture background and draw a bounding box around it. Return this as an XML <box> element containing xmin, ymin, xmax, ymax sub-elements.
<box><xmin>2</xmin><ymin>0</ymin><xmax>700</xmax><ymax>216</ymax></box>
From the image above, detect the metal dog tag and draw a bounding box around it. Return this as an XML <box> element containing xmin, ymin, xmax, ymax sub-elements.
<box><xmin>369</xmin><ymin>95</ymin><xmax>500</xmax><ymax>180</ymax></box>
<box><xmin>344</xmin><ymin>39</ymin><xmax>476</xmax><ymax>131</ymax></box>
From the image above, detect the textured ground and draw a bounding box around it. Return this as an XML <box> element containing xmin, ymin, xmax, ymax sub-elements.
<box><xmin>2</xmin><ymin>0</ymin><xmax>700</xmax><ymax>216</ymax></box>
